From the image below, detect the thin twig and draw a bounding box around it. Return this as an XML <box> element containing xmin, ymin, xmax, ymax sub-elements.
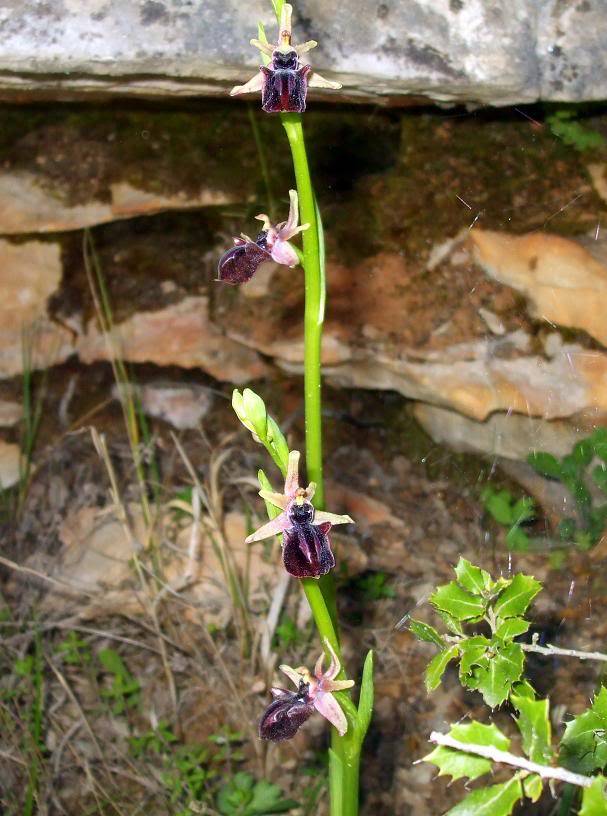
<box><xmin>429</xmin><ymin>731</ymin><xmax>594</xmax><ymax>788</ymax></box>
<box><xmin>444</xmin><ymin>633</ymin><xmax>607</xmax><ymax>664</ymax></box>
<box><xmin>521</xmin><ymin>642</ymin><xmax>607</xmax><ymax>663</ymax></box>
<box><xmin>0</xmin><ymin>749</ymin><xmax>27</xmax><ymax>767</ymax></box>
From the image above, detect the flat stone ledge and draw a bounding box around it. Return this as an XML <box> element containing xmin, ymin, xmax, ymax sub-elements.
<box><xmin>0</xmin><ymin>0</ymin><xmax>603</xmax><ymax>106</ymax></box>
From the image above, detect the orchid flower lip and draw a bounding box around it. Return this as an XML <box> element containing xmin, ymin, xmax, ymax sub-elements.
<box><xmin>216</xmin><ymin>191</ymin><xmax>307</xmax><ymax>283</ymax></box>
<box><xmin>229</xmin><ymin>2</ymin><xmax>341</xmax><ymax>111</ymax></box>
<box><xmin>244</xmin><ymin>449</ymin><xmax>354</xmax><ymax>579</ymax></box>
<box><xmin>272</xmin><ymin>640</ymin><xmax>354</xmax><ymax>737</ymax></box>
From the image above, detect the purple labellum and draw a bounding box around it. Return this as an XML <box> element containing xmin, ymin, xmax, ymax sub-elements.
<box><xmin>259</xmin><ymin>682</ymin><xmax>315</xmax><ymax>741</ymax></box>
<box><xmin>217</xmin><ymin>233</ymin><xmax>271</xmax><ymax>284</ymax></box>
<box><xmin>261</xmin><ymin>54</ymin><xmax>311</xmax><ymax>113</ymax></box>
<box><xmin>282</xmin><ymin>502</ymin><xmax>335</xmax><ymax>578</ymax></box>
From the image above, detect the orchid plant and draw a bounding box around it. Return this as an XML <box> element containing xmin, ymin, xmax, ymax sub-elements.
<box><xmin>215</xmin><ymin>5</ymin><xmax>607</xmax><ymax>816</ymax></box>
<box><xmin>217</xmin><ymin>4</ymin><xmax>372</xmax><ymax>815</ymax></box>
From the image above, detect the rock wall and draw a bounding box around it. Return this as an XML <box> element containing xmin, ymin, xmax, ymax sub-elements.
<box><xmin>0</xmin><ymin>1</ymin><xmax>606</xmax><ymax>105</ymax></box>
<box><xmin>1</xmin><ymin>101</ymin><xmax>607</xmax><ymax>474</ymax></box>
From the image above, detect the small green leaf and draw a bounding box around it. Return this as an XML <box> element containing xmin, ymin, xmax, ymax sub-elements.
<box><xmin>425</xmin><ymin>646</ymin><xmax>459</xmax><ymax>692</ymax></box>
<box><xmin>445</xmin><ymin>778</ymin><xmax>523</xmax><ymax>816</ymax></box>
<box><xmin>505</xmin><ymin>526</ymin><xmax>531</xmax><ymax>552</ymax></box>
<box><xmin>591</xmin><ymin>429</ymin><xmax>607</xmax><ymax>462</ymax></box>
<box><xmin>579</xmin><ymin>776</ymin><xmax>607</xmax><ymax>815</ymax></box>
<box><xmin>527</xmin><ymin>451</ymin><xmax>562</xmax><ymax>479</ymax></box>
<box><xmin>98</xmin><ymin>648</ymin><xmax>128</xmax><ymax>676</ymax></box>
<box><xmin>430</xmin><ymin>582</ymin><xmax>486</xmax><ymax>621</ymax></box>
<box><xmin>482</xmin><ymin>489</ymin><xmax>515</xmax><ymax>525</ymax></box>
<box><xmin>495</xmin><ymin>617</ymin><xmax>530</xmax><ymax>641</ymax></box>
<box><xmin>356</xmin><ymin>650</ymin><xmax>374</xmax><ymax>742</ymax></box>
<box><xmin>511</xmin><ymin>694</ymin><xmax>552</xmax><ymax>764</ymax></box>
<box><xmin>409</xmin><ymin>619</ymin><xmax>445</xmax><ymax>647</ymax></box>
<box><xmin>436</xmin><ymin>608</ymin><xmax>465</xmax><ymax>635</ymax></box>
<box><xmin>494</xmin><ymin>573</ymin><xmax>542</xmax><ymax>618</ymax></box>
<box><xmin>512</xmin><ymin>679</ymin><xmax>537</xmax><ymax>699</ymax></box>
<box><xmin>566</xmin><ymin>476</ymin><xmax>592</xmax><ymax>509</ymax></box>
<box><xmin>455</xmin><ymin>558</ymin><xmax>491</xmax><ymax>595</ymax></box>
<box><xmin>573</xmin><ymin>439</ymin><xmax>594</xmax><ymax>467</ymax></box>
<box><xmin>249</xmin><ymin>779</ymin><xmax>298</xmax><ymax>814</ymax></box>
<box><xmin>522</xmin><ymin>774</ymin><xmax>543</xmax><ymax>803</ymax></box>
<box><xmin>423</xmin><ymin>721</ymin><xmax>510</xmax><ymax>782</ymax></box>
<box><xmin>470</xmin><ymin>643</ymin><xmax>524</xmax><ymax>708</ymax></box>
<box><xmin>511</xmin><ymin>496</ymin><xmax>535</xmax><ymax>523</ymax></box>
<box><xmin>561</xmin><ymin>687</ymin><xmax>607</xmax><ymax>774</ymax></box>
<box><xmin>459</xmin><ymin>636</ymin><xmax>491</xmax><ymax>677</ymax></box>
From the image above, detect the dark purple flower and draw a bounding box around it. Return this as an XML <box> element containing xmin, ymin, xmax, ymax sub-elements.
<box><xmin>230</xmin><ymin>4</ymin><xmax>341</xmax><ymax>113</ymax></box>
<box><xmin>259</xmin><ymin>681</ymin><xmax>315</xmax><ymax>741</ymax></box>
<box><xmin>217</xmin><ymin>234</ymin><xmax>271</xmax><ymax>285</ymax></box>
<box><xmin>259</xmin><ymin>642</ymin><xmax>354</xmax><ymax>741</ymax></box>
<box><xmin>217</xmin><ymin>190</ymin><xmax>307</xmax><ymax>285</ymax></box>
<box><xmin>244</xmin><ymin>450</ymin><xmax>353</xmax><ymax>579</ymax></box>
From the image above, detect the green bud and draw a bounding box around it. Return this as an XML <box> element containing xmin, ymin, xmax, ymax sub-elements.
<box><xmin>232</xmin><ymin>389</ymin><xmax>256</xmax><ymax>434</ymax></box>
<box><xmin>242</xmin><ymin>388</ymin><xmax>268</xmax><ymax>439</ymax></box>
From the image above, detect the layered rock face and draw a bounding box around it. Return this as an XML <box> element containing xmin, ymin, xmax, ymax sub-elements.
<box><xmin>0</xmin><ymin>1</ymin><xmax>606</xmax><ymax>105</ymax></box>
<box><xmin>1</xmin><ymin>103</ymin><xmax>607</xmax><ymax>472</ymax></box>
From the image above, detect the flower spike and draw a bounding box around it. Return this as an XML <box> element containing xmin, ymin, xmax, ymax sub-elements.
<box><xmin>259</xmin><ymin>640</ymin><xmax>354</xmax><ymax>741</ymax></box>
<box><xmin>217</xmin><ymin>190</ymin><xmax>308</xmax><ymax>284</ymax></box>
<box><xmin>245</xmin><ymin>449</ymin><xmax>353</xmax><ymax>578</ymax></box>
<box><xmin>230</xmin><ymin>3</ymin><xmax>341</xmax><ymax>113</ymax></box>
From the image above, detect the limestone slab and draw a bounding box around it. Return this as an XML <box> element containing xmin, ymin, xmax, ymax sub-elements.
<box><xmin>0</xmin><ymin>0</ymin><xmax>545</xmax><ymax>105</ymax></box>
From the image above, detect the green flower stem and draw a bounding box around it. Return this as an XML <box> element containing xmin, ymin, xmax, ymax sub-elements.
<box><xmin>281</xmin><ymin>113</ymin><xmax>324</xmax><ymax>506</ymax></box>
<box><xmin>280</xmin><ymin>112</ymin><xmax>362</xmax><ymax>816</ymax></box>
<box><xmin>303</xmin><ymin>578</ymin><xmax>360</xmax><ymax>816</ymax></box>
<box><xmin>280</xmin><ymin>113</ymin><xmax>339</xmax><ymax>634</ymax></box>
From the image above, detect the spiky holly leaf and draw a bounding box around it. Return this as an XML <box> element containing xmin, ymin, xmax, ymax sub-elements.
<box><xmin>560</xmin><ymin>687</ymin><xmax>607</xmax><ymax>774</ymax></box>
<box><xmin>409</xmin><ymin>619</ymin><xmax>445</xmax><ymax>648</ymax></box>
<box><xmin>511</xmin><ymin>693</ymin><xmax>552</xmax><ymax>764</ymax></box>
<box><xmin>436</xmin><ymin>608</ymin><xmax>465</xmax><ymax>635</ymax></box>
<box><xmin>467</xmin><ymin>643</ymin><xmax>524</xmax><ymax>708</ymax></box>
<box><xmin>424</xmin><ymin>721</ymin><xmax>510</xmax><ymax>782</ymax></box>
<box><xmin>445</xmin><ymin>778</ymin><xmax>523</xmax><ymax>816</ymax></box>
<box><xmin>522</xmin><ymin>774</ymin><xmax>543</xmax><ymax>803</ymax></box>
<box><xmin>512</xmin><ymin>679</ymin><xmax>536</xmax><ymax>699</ymax></box>
<box><xmin>429</xmin><ymin>582</ymin><xmax>486</xmax><ymax>621</ymax></box>
<box><xmin>459</xmin><ymin>636</ymin><xmax>491</xmax><ymax>677</ymax></box>
<box><xmin>425</xmin><ymin>646</ymin><xmax>459</xmax><ymax>693</ymax></box>
<box><xmin>579</xmin><ymin>776</ymin><xmax>607</xmax><ymax>815</ymax></box>
<box><xmin>494</xmin><ymin>574</ymin><xmax>542</xmax><ymax>619</ymax></box>
<box><xmin>454</xmin><ymin>558</ymin><xmax>492</xmax><ymax>596</ymax></box>
<box><xmin>495</xmin><ymin>617</ymin><xmax>530</xmax><ymax>641</ymax></box>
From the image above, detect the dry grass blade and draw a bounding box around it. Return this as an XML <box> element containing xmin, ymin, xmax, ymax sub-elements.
<box><xmin>170</xmin><ymin>432</ymin><xmax>253</xmax><ymax>653</ymax></box>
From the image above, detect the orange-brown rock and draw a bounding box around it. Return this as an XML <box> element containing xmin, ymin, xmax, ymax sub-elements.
<box><xmin>470</xmin><ymin>229</ymin><xmax>607</xmax><ymax>347</ymax></box>
<box><xmin>0</xmin><ymin>173</ymin><xmax>236</xmax><ymax>234</ymax></box>
<box><xmin>77</xmin><ymin>296</ymin><xmax>267</xmax><ymax>384</ymax></box>
<box><xmin>0</xmin><ymin>239</ymin><xmax>73</xmax><ymax>377</ymax></box>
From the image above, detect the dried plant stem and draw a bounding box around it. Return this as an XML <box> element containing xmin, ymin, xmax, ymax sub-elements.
<box><xmin>445</xmin><ymin>633</ymin><xmax>607</xmax><ymax>664</ymax></box>
<box><xmin>429</xmin><ymin>731</ymin><xmax>595</xmax><ymax>788</ymax></box>
<box><xmin>521</xmin><ymin>642</ymin><xmax>607</xmax><ymax>662</ymax></box>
